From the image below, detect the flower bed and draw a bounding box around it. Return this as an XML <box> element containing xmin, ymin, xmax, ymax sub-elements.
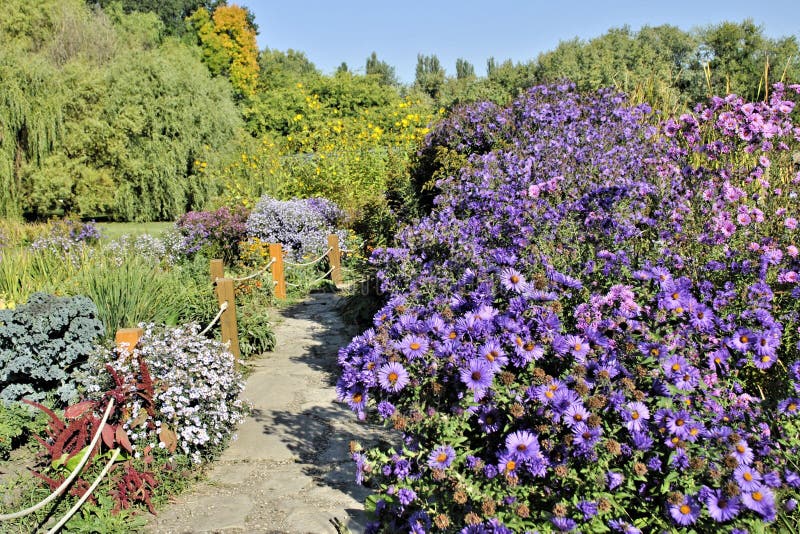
<box><xmin>337</xmin><ymin>84</ymin><xmax>800</xmax><ymax>532</ymax></box>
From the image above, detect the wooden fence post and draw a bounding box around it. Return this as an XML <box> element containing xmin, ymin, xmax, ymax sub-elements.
<box><xmin>270</xmin><ymin>243</ymin><xmax>286</xmax><ymax>299</ymax></box>
<box><xmin>215</xmin><ymin>278</ymin><xmax>240</xmax><ymax>361</ymax></box>
<box><xmin>210</xmin><ymin>258</ymin><xmax>224</xmax><ymax>283</ymax></box>
<box><xmin>327</xmin><ymin>234</ymin><xmax>342</xmax><ymax>285</ymax></box>
<box><xmin>115</xmin><ymin>328</ymin><xmax>143</xmax><ymax>361</ymax></box>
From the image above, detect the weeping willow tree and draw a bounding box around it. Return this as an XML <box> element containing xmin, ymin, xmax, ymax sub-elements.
<box><xmin>0</xmin><ymin>50</ymin><xmax>65</xmax><ymax>218</ymax></box>
<box><xmin>104</xmin><ymin>42</ymin><xmax>242</xmax><ymax>221</ymax></box>
<box><xmin>0</xmin><ymin>0</ymin><xmax>242</xmax><ymax>221</ymax></box>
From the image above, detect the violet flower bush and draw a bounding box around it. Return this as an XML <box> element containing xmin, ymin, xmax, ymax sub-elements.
<box><xmin>172</xmin><ymin>206</ymin><xmax>250</xmax><ymax>263</ymax></box>
<box><xmin>245</xmin><ymin>195</ymin><xmax>346</xmax><ymax>261</ymax></box>
<box><xmin>337</xmin><ymin>83</ymin><xmax>800</xmax><ymax>532</ymax></box>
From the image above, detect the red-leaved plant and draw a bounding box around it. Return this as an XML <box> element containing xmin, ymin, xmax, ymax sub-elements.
<box><xmin>24</xmin><ymin>357</ymin><xmax>164</xmax><ymax>514</ymax></box>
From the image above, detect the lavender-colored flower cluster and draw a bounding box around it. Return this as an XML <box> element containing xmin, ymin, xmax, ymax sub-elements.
<box><xmin>102</xmin><ymin>233</ymin><xmax>173</xmax><ymax>266</ymax></box>
<box><xmin>29</xmin><ymin>219</ymin><xmax>101</xmax><ymax>261</ymax></box>
<box><xmin>246</xmin><ymin>196</ymin><xmax>346</xmax><ymax>260</ymax></box>
<box><xmin>172</xmin><ymin>206</ymin><xmax>249</xmax><ymax>263</ymax></box>
<box><xmin>95</xmin><ymin>323</ymin><xmax>245</xmax><ymax>464</ymax></box>
<box><xmin>337</xmin><ymin>83</ymin><xmax>800</xmax><ymax>531</ymax></box>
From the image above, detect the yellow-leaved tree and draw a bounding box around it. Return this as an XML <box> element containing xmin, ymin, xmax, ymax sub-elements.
<box><xmin>186</xmin><ymin>4</ymin><xmax>259</xmax><ymax>98</ymax></box>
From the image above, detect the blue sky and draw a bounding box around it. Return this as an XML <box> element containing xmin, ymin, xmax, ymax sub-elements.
<box><xmin>238</xmin><ymin>1</ymin><xmax>800</xmax><ymax>84</ymax></box>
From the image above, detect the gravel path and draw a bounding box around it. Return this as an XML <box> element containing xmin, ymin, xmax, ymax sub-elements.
<box><xmin>147</xmin><ymin>291</ymin><xmax>386</xmax><ymax>534</ymax></box>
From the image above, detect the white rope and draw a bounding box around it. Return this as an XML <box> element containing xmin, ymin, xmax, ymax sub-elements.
<box><xmin>313</xmin><ymin>267</ymin><xmax>336</xmax><ymax>284</ymax></box>
<box><xmin>285</xmin><ymin>267</ymin><xmax>335</xmax><ymax>289</ymax></box>
<box><xmin>199</xmin><ymin>301</ymin><xmax>228</xmax><ymax>336</ymax></box>
<box><xmin>284</xmin><ymin>247</ymin><xmax>332</xmax><ymax>267</ymax></box>
<box><xmin>221</xmin><ymin>258</ymin><xmax>276</xmax><ymax>282</ymax></box>
<box><xmin>0</xmin><ymin>398</ymin><xmax>116</xmax><ymax>521</ymax></box>
<box><xmin>45</xmin><ymin>448</ymin><xmax>121</xmax><ymax>534</ymax></box>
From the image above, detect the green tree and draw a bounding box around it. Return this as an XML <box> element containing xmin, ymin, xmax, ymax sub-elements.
<box><xmin>455</xmin><ymin>58</ymin><xmax>475</xmax><ymax>80</ymax></box>
<box><xmin>365</xmin><ymin>51</ymin><xmax>398</xmax><ymax>86</ymax></box>
<box><xmin>415</xmin><ymin>53</ymin><xmax>446</xmax><ymax>98</ymax></box>
<box><xmin>88</xmin><ymin>0</ymin><xmax>225</xmax><ymax>36</ymax></box>
<box><xmin>0</xmin><ymin>51</ymin><xmax>65</xmax><ymax>218</ymax></box>
<box><xmin>699</xmin><ymin>20</ymin><xmax>800</xmax><ymax>101</ymax></box>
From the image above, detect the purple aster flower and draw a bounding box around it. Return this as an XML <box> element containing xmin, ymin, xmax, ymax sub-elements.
<box><xmin>377</xmin><ymin>401</ymin><xmax>395</xmax><ymax>418</ymax></box>
<box><xmin>608</xmin><ymin>519</ymin><xmax>642</xmax><ymax>534</ymax></box>
<box><xmin>563</xmin><ymin>403</ymin><xmax>590</xmax><ymax>428</ymax></box>
<box><xmin>342</xmin><ymin>388</ymin><xmax>367</xmax><ymax>413</ymax></box>
<box><xmin>753</xmin><ymin>351</ymin><xmax>777</xmax><ymax>370</ymax></box>
<box><xmin>397</xmin><ymin>334</ymin><xmax>429</xmax><ymax>359</ymax></box>
<box><xmin>377</xmin><ymin>362</ymin><xmax>410</xmax><ymax>393</ymax></box>
<box><xmin>550</xmin><ymin>388</ymin><xmax>582</xmax><ymax>419</ymax></box>
<box><xmin>572</xmin><ymin>423</ymin><xmax>602</xmax><ymax>451</ymax></box>
<box><xmin>479</xmin><ymin>340</ymin><xmax>508</xmax><ymax>371</ymax></box>
<box><xmin>741</xmin><ymin>484</ymin><xmax>776</xmax><ymax>520</ymax></box>
<box><xmin>577</xmin><ymin>500</ymin><xmax>598</xmax><ymax>520</ymax></box>
<box><xmin>398</xmin><ymin>488</ymin><xmax>416</xmax><ymax>506</ymax></box>
<box><xmin>478</xmin><ymin>407</ymin><xmax>501</xmax><ymax>433</ymax></box>
<box><xmin>505</xmin><ymin>430</ymin><xmax>540</xmax><ymax>459</ymax></box>
<box><xmin>666</xmin><ymin>410</ymin><xmax>693</xmax><ymax>439</ymax></box>
<box><xmin>497</xmin><ymin>453</ymin><xmax>518</xmax><ymax>476</ymax></box>
<box><xmin>786</xmin><ymin>470</ymin><xmax>800</xmax><ymax>488</ymax></box>
<box><xmin>663</xmin><ymin>354</ymin><xmax>688</xmax><ymax>376</ymax></box>
<box><xmin>607</xmin><ymin>471</ymin><xmax>624</xmax><ymax>490</ymax></box>
<box><xmin>564</xmin><ymin>334</ymin><xmax>590</xmax><ymax>360</ymax></box>
<box><xmin>669</xmin><ymin>495</ymin><xmax>700</xmax><ymax>525</ymax></box>
<box><xmin>647</xmin><ymin>456</ymin><xmax>662</xmax><ymax>472</ymax></box>
<box><xmin>688</xmin><ymin>303</ymin><xmax>715</xmax><ymax>331</ymax></box>
<box><xmin>673</xmin><ymin>366</ymin><xmax>700</xmax><ymax>391</ymax></box>
<box><xmin>731</xmin><ymin>439</ymin><xmax>754</xmax><ymax>465</ymax></box>
<box><xmin>460</xmin><ymin>358</ymin><xmax>494</xmax><ymax>392</ymax></box>
<box><xmin>704</xmin><ymin>489</ymin><xmax>741</xmax><ymax>522</ymax></box>
<box><xmin>763</xmin><ymin>471</ymin><xmax>782</xmax><ymax>487</ymax></box>
<box><xmin>353</xmin><ymin>452</ymin><xmax>367</xmax><ymax>485</ymax></box>
<box><xmin>427</xmin><ymin>445</ymin><xmax>456</xmax><ymax>470</ymax></box>
<box><xmin>729</xmin><ymin>329</ymin><xmax>753</xmax><ymax>352</ymax></box>
<box><xmin>551</xmin><ymin>517</ymin><xmax>577</xmax><ymax>532</ymax></box>
<box><xmin>734</xmin><ymin>464</ymin><xmax>763</xmax><ymax>491</ymax></box>
<box><xmin>500</xmin><ymin>267</ymin><xmax>527</xmax><ymax>292</ymax></box>
<box><xmin>408</xmin><ymin>511</ymin><xmax>430</xmax><ymax>534</ymax></box>
<box><xmin>623</xmin><ymin>401</ymin><xmax>650</xmax><ymax>432</ymax></box>
<box><xmin>753</xmin><ymin>332</ymin><xmax>780</xmax><ymax>358</ymax></box>
<box><xmin>533</xmin><ymin>380</ymin><xmax>565</xmax><ymax>405</ymax></box>
<box><xmin>631</xmin><ymin>431</ymin><xmax>654</xmax><ymax>451</ymax></box>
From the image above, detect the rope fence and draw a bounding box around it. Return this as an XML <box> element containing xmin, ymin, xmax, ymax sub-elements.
<box><xmin>46</xmin><ymin>449</ymin><xmax>121</xmax><ymax>534</ymax></box>
<box><xmin>0</xmin><ymin>398</ymin><xmax>116</xmax><ymax>522</ymax></box>
<box><xmin>284</xmin><ymin>247</ymin><xmax>332</xmax><ymax>267</ymax></box>
<box><xmin>0</xmin><ymin>234</ymin><xmax>348</xmax><ymax>528</ymax></box>
<box><xmin>201</xmin><ymin>233</ymin><xmax>343</xmax><ymax>359</ymax></box>
<box><xmin>223</xmin><ymin>257</ymin><xmax>276</xmax><ymax>282</ymax></box>
<box><xmin>199</xmin><ymin>301</ymin><xmax>229</xmax><ymax>336</ymax></box>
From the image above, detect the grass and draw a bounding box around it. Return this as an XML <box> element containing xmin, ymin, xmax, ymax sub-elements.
<box><xmin>97</xmin><ymin>221</ymin><xmax>173</xmax><ymax>241</ymax></box>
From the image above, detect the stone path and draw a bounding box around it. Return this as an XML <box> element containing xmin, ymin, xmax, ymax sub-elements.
<box><xmin>148</xmin><ymin>291</ymin><xmax>387</xmax><ymax>534</ymax></box>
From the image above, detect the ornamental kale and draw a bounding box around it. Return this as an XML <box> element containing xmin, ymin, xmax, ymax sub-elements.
<box><xmin>337</xmin><ymin>83</ymin><xmax>800</xmax><ymax>532</ymax></box>
<box><xmin>0</xmin><ymin>292</ymin><xmax>104</xmax><ymax>405</ymax></box>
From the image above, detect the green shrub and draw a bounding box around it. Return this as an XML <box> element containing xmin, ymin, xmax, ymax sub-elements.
<box><xmin>0</xmin><ymin>402</ymin><xmax>48</xmax><ymax>460</ymax></box>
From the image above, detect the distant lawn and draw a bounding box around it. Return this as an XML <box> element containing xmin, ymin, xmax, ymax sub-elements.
<box><xmin>98</xmin><ymin>221</ymin><xmax>173</xmax><ymax>241</ymax></box>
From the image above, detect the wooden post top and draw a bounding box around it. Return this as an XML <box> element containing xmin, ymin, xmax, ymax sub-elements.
<box><xmin>115</xmin><ymin>327</ymin><xmax>143</xmax><ymax>353</ymax></box>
